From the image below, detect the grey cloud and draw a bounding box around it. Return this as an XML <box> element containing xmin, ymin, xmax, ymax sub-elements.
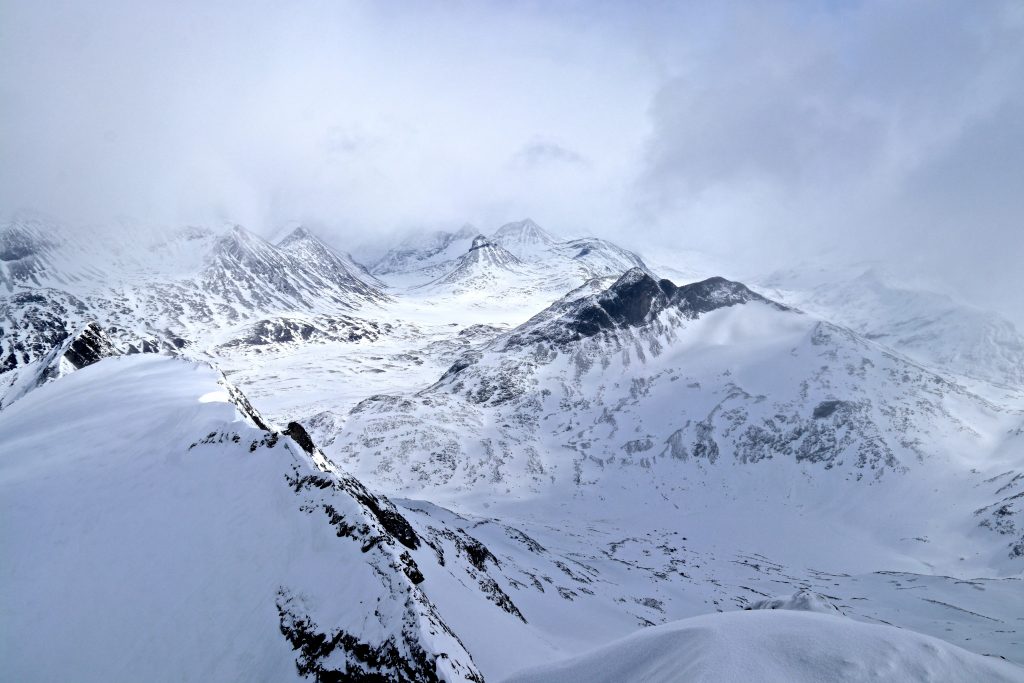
<box><xmin>0</xmin><ymin>0</ymin><xmax>1021</xmax><ymax>321</ymax></box>
<box><xmin>514</xmin><ymin>141</ymin><xmax>588</xmax><ymax>168</ymax></box>
<box><xmin>631</xmin><ymin>1</ymin><xmax>1024</xmax><ymax>320</ymax></box>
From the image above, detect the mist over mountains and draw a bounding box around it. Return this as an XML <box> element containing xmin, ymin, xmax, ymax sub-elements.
<box><xmin>3</xmin><ymin>214</ymin><xmax>1023</xmax><ymax>680</ymax></box>
<box><xmin>3</xmin><ymin>0</ymin><xmax>1024</xmax><ymax>323</ymax></box>
<box><xmin>3</xmin><ymin>1</ymin><xmax>1023</xmax><ymax>680</ymax></box>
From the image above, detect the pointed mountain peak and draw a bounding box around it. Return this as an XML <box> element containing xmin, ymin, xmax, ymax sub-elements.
<box><xmin>493</xmin><ymin>218</ymin><xmax>556</xmax><ymax>243</ymax></box>
<box><xmin>491</xmin><ymin>219</ymin><xmax>558</xmax><ymax>259</ymax></box>
<box><xmin>509</xmin><ymin>272</ymin><xmax>783</xmax><ymax>344</ymax></box>
<box><xmin>496</xmin><ymin>217</ymin><xmax>540</xmax><ymax>231</ymax></box>
<box><xmin>421</xmin><ymin>232</ymin><xmax>524</xmax><ymax>290</ymax></box>
<box><xmin>470</xmin><ymin>234</ymin><xmax>494</xmax><ymax>251</ymax></box>
<box><xmin>271</xmin><ymin>225</ymin><xmax>388</xmax><ymax>302</ymax></box>
<box><xmin>213</xmin><ymin>224</ymin><xmax>276</xmax><ymax>261</ymax></box>
<box><xmin>587</xmin><ymin>269</ymin><xmax>671</xmax><ymax>332</ymax></box>
<box><xmin>284</xmin><ymin>224</ymin><xmax>312</xmax><ymax>241</ymax></box>
<box><xmin>607</xmin><ymin>268</ymin><xmax>689</xmax><ymax>302</ymax></box>
<box><xmin>62</xmin><ymin>322</ymin><xmax>120</xmax><ymax>370</ymax></box>
<box><xmin>464</xmin><ymin>234</ymin><xmax>521</xmax><ymax>265</ymax></box>
<box><xmin>609</xmin><ymin>267</ymin><xmax>658</xmax><ymax>289</ymax></box>
<box><xmin>277</xmin><ymin>224</ymin><xmax>325</xmax><ymax>250</ymax></box>
<box><xmin>216</xmin><ymin>223</ymin><xmax>253</xmax><ymax>247</ymax></box>
<box><xmin>454</xmin><ymin>223</ymin><xmax>479</xmax><ymax>239</ymax></box>
<box><xmin>227</xmin><ymin>223</ymin><xmax>251</xmax><ymax>237</ymax></box>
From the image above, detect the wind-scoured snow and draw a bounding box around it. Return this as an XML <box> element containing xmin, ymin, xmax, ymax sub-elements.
<box><xmin>4</xmin><ymin>216</ymin><xmax>1024</xmax><ymax>681</ymax></box>
<box><xmin>0</xmin><ymin>217</ymin><xmax>388</xmax><ymax>376</ymax></box>
<box><xmin>0</xmin><ymin>355</ymin><xmax>483</xmax><ymax>682</ymax></box>
<box><xmin>756</xmin><ymin>265</ymin><xmax>1024</xmax><ymax>391</ymax></box>
<box><xmin>503</xmin><ymin>609</ymin><xmax>1024</xmax><ymax>683</ymax></box>
<box><xmin>335</xmin><ymin>268</ymin><xmax>1024</xmax><ymax>571</ymax></box>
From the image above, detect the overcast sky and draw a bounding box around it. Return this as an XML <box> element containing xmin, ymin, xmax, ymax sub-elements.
<box><xmin>2</xmin><ymin>1</ymin><xmax>1022</xmax><ymax>319</ymax></box>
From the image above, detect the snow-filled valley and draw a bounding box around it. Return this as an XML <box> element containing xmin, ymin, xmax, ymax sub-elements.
<box><xmin>2</xmin><ymin>216</ymin><xmax>1023</xmax><ymax>682</ymax></box>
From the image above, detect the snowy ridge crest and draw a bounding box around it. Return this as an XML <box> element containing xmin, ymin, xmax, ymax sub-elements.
<box><xmin>0</xmin><ymin>221</ymin><xmax>388</xmax><ymax>374</ymax></box>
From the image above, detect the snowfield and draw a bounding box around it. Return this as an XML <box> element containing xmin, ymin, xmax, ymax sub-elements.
<box><xmin>2</xmin><ymin>216</ymin><xmax>1024</xmax><ymax>681</ymax></box>
<box><xmin>504</xmin><ymin>609</ymin><xmax>1024</xmax><ymax>683</ymax></box>
<box><xmin>0</xmin><ymin>356</ymin><xmax>483</xmax><ymax>682</ymax></box>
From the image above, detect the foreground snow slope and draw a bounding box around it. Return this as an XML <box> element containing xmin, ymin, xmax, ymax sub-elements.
<box><xmin>6</xmin><ymin>217</ymin><xmax>1024</xmax><ymax>679</ymax></box>
<box><xmin>504</xmin><ymin>609</ymin><xmax>1024</xmax><ymax>683</ymax></box>
<box><xmin>0</xmin><ymin>355</ymin><xmax>482</xmax><ymax>682</ymax></box>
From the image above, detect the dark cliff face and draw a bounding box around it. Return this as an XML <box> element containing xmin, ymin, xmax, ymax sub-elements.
<box><xmin>1</xmin><ymin>290</ymin><xmax>90</xmax><ymax>372</ymax></box>
<box><xmin>0</xmin><ymin>322</ymin><xmax>122</xmax><ymax>410</ymax></box>
<box><xmin>452</xmin><ymin>269</ymin><xmax>785</xmax><ymax>382</ymax></box>
<box><xmin>63</xmin><ymin>322</ymin><xmax>119</xmax><ymax>370</ymax></box>
<box><xmin>672</xmin><ymin>276</ymin><xmax>770</xmax><ymax>316</ymax></box>
<box><xmin>571</xmin><ymin>270</ymin><xmax>672</xmax><ymax>337</ymax></box>
<box><xmin>565</xmin><ymin>269</ymin><xmax>776</xmax><ymax>341</ymax></box>
<box><xmin>279</xmin><ymin>418</ymin><xmax>423</xmax><ymax>554</ymax></box>
<box><xmin>0</xmin><ymin>229</ymin><xmax>39</xmax><ymax>262</ymax></box>
<box><xmin>0</xmin><ymin>224</ymin><xmax>57</xmax><ymax>287</ymax></box>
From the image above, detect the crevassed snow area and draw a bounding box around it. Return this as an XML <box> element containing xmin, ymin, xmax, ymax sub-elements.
<box><xmin>503</xmin><ymin>609</ymin><xmax>1024</xmax><ymax>683</ymax></box>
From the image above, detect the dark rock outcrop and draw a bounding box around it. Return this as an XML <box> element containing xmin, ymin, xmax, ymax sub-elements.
<box><xmin>63</xmin><ymin>322</ymin><xmax>119</xmax><ymax>370</ymax></box>
<box><xmin>504</xmin><ymin>269</ymin><xmax>782</xmax><ymax>348</ymax></box>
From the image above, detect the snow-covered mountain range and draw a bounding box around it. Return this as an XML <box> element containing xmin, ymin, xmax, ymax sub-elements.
<box><xmin>1</xmin><ymin>215</ymin><xmax>388</xmax><ymax>374</ymax></box>
<box><xmin>2</xmin><ymin>214</ymin><xmax>1023</xmax><ymax>681</ymax></box>
<box><xmin>755</xmin><ymin>265</ymin><xmax>1024</xmax><ymax>390</ymax></box>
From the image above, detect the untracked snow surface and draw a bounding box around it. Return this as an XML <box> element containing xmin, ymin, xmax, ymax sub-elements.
<box><xmin>0</xmin><ymin>355</ymin><xmax>482</xmax><ymax>682</ymax></box>
<box><xmin>504</xmin><ymin>609</ymin><xmax>1024</xmax><ymax>683</ymax></box>
<box><xmin>4</xmin><ymin>217</ymin><xmax>1024</xmax><ymax>681</ymax></box>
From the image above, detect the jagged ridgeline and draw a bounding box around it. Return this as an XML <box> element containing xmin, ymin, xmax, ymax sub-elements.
<box><xmin>0</xmin><ymin>354</ymin><xmax>492</xmax><ymax>681</ymax></box>
<box><xmin>2</xmin><ymin>216</ymin><xmax>1023</xmax><ymax>681</ymax></box>
<box><xmin>337</xmin><ymin>268</ymin><xmax>1024</xmax><ymax>568</ymax></box>
<box><xmin>0</xmin><ymin>219</ymin><xmax>389</xmax><ymax>374</ymax></box>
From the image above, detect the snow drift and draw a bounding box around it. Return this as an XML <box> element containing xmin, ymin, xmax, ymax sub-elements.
<box><xmin>0</xmin><ymin>355</ymin><xmax>482</xmax><ymax>682</ymax></box>
<box><xmin>504</xmin><ymin>609</ymin><xmax>1024</xmax><ymax>683</ymax></box>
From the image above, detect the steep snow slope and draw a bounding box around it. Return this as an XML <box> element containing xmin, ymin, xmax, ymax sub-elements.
<box><xmin>275</xmin><ymin>225</ymin><xmax>389</xmax><ymax>303</ymax></box>
<box><xmin>1</xmin><ymin>356</ymin><xmax>494</xmax><ymax>681</ymax></box>
<box><xmin>274</xmin><ymin>223</ymin><xmax>386</xmax><ymax>287</ymax></box>
<box><xmin>7</xmin><ymin>217</ymin><xmax>1024</xmax><ymax>679</ymax></box>
<box><xmin>0</xmin><ymin>355</ymin><xmax>487</xmax><ymax>682</ymax></box>
<box><xmin>504</xmin><ymin>608</ymin><xmax>1024</xmax><ymax>683</ymax></box>
<box><xmin>334</xmin><ymin>269</ymin><xmax>1024</xmax><ymax>574</ymax></box>
<box><xmin>373</xmin><ymin>219</ymin><xmax>650</xmax><ymax>297</ymax></box>
<box><xmin>372</xmin><ymin>224</ymin><xmax>479</xmax><ymax>277</ymax></box>
<box><xmin>0</xmin><ymin>219</ymin><xmax>388</xmax><ymax>373</ymax></box>
<box><xmin>0</xmin><ymin>321</ymin><xmax>120</xmax><ymax>408</ymax></box>
<box><xmin>757</xmin><ymin>266</ymin><xmax>1024</xmax><ymax>389</ymax></box>
<box><xmin>491</xmin><ymin>219</ymin><xmax>559</xmax><ymax>258</ymax></box>
<box><xmin>422</xmin><ymin>235</ymin><xmax>526</xmax><ymax>293</ymax></box>
<box><xmin>22</xmin><ymin>353</ymin><xmax>1022</xmax><ymax>682</ymax></box>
